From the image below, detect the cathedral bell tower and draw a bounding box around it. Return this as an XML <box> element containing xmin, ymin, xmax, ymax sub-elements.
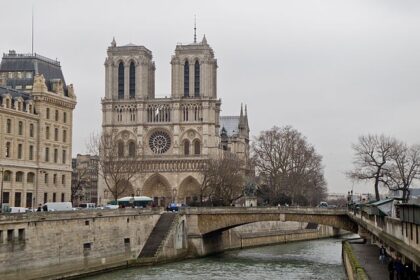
<box><xmin>170</xmin><ymin>35</ymin><xmax>217</xmax><ymax>99</ymax></box>
<box><xmin>104</xmin><ymin>39</ymin><xmax>155</xmax><ymax>100</ymax></box>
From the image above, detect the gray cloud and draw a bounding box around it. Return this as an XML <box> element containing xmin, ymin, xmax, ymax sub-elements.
<box><xmin>2</xmin><ymin>0</ymin><xmax>420</xmax><ymax>194</ymax></box>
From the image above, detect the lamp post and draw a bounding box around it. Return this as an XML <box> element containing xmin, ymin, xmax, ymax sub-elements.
<box><xmin>0</xmin><ymin>167</ymin><xmax>4</xmax><ymax>212</ymax></box>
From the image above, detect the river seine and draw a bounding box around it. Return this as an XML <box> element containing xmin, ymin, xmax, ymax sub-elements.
<box><xmin>84</xmin><ymin>238</ymin><xmax>346</xmax><ymax>280</ymax></box>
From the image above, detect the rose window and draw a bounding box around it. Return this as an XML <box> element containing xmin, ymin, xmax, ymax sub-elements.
<box><xmin>149</xmin><ymin>131</ymin><xmax>171</xmax><ymax>154</ymax></box>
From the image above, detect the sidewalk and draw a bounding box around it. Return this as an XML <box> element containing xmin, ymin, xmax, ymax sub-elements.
<box><xmin>349</xmin><ymin>241</ymin><xmax>389</xmax><ymax>280</ymax></box>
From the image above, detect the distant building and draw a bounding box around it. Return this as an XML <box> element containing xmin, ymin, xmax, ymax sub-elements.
<box><xmin>0</xmin><ymin>51</ymin><xmax>77</xmax><ymax>208</ymax></box>
<box><xmin>99</xmin><ymin>36</ymin><xmax>250</xmax><ymax>206</ymax></box>
<box><xmin>72</xmin><ymin>154</ymin><xmax>99</xmax><ymax>205</ymax></box>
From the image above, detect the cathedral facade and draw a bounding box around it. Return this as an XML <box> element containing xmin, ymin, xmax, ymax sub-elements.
<box><xmin>100</xmin><ymin>36</ymin><xmax>249</xmax><ymax>206</ymax></box>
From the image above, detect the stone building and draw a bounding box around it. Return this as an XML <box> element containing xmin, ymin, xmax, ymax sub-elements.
<box><xmin>71</xmin><ymin>154</ymin><xmax>99</xmax><ymax>205</ymax></box>
<box><xmin>0</xmin><ymin>51</ymin><xmax>76</xmax><ymax>208</ymax></box>
<box><xmin>100</xmin><ymin>36</ymin><xmax>249</xmax><ymax>206</ymax></box>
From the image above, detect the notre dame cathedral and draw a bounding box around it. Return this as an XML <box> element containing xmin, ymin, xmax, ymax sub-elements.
<box><xmin>100</xmin><ymin>35</ymin><xmax>250</xmax><ymax>206</ymax></box>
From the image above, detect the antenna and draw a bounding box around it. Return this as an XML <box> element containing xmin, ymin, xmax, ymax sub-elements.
<box><xmin>194</xmin><ymin>15</ymin><xmax>197</xmax><ymax>43</ymax></box>
<box><xmin>31</xmin><ymin>5</ymin><xmax>34</xmax><ymax>55</ymax></box>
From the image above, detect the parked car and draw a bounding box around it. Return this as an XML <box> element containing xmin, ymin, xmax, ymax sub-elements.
<box><xmin>319</xmin><ymin>201</ymin><xmax>328</xmax><ymax>208</ymax></box>
<box><xmin>78</xmin><ymin>203</ymin><xmax>96</xmax><ymax>209</ymax></box>
<box><xmin>42</xmin><ymin>202</ymin><xmax>74</xmax><ymax>211</ymax></box>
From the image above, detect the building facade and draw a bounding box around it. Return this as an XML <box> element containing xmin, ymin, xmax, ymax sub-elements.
<box><xmin>100</xmin><ymin>36</ymin><xmax>249</xmax><ymax>206</ymax></box>
<box><xmin>71</xmin><ymin>154</ymin><xmax>99</xmax><ymax>205</ymax></box>
<box><xmin>0</xmin><ymin>51</ymin><xmax>76</xmax><ymax>208</ymax></box>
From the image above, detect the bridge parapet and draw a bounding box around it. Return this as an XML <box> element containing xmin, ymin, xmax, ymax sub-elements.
<box><xmin>180</xmin><ymin>207</ymin><xmax>348</xmax><ymax>216</ymax></box>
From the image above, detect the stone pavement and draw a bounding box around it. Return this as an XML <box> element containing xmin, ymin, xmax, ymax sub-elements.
<box><xmin>349</xmin><ymin>241</ymin><xmax>389</xmax><ymax>280</ymax></box>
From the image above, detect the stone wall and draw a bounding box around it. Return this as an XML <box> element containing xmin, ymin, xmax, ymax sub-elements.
<box><xmin>0</xmin><ymin>209</ymin><xmax>161</xmax><ymax>280</ymax></box>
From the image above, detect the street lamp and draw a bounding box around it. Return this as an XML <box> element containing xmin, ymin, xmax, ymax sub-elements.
<box><xmin>0</xmin><ymin>167</ymin><xmax>4</xmax><ymax>212</ymax></box>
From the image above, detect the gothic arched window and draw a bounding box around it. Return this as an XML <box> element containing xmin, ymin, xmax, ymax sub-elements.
<box><xmin>184</xmin><ymin>61</ymin><xmax>189</xmax><ymax>97</ymax></box>
<box><xmin>129</xmin><ymin>62</ymin><xmax>135</xmax><ymax>99</ymax></box>
<box><xmin>128</xmin><ymin>141</ymin><xmax>136</xmax><ymax>157</ymax></box>
<box><xmin>194</xmin><ymin>140</ymin><xmax>201</xmax><ymax>155</ymax></box>
<box><xmin>118</xmin><ymin>62</ymin><xmax>124</xmax><ymax>99</ymax></box>
<box><xmin>117</xmin><ymin>141</ymin><xmax>124</xmax><ymax>157</ymax></box>
<box><xmin>183</xmin><ymin>140</ymin><xmax>190</xmax><ymax>155</ymax></box>
<box><xmin>194</xmin><ymin>60</ymin><xmax>200</xmax><ymax>97</ymax></box>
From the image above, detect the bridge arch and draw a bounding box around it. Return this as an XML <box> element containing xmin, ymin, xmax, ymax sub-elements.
<box><xmin>183</xmin><ymin>208</ymin><xmax>358</xmax><ymax>236</ymax></box>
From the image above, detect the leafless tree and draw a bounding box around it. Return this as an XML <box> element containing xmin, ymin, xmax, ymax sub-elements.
<box><xmin>88</xmin><ymin>131</ymin><xmax>142</xmax><ymax>201</ymax></box>
<box><xmin>253</xmin><ymin>126</ymin><xmax>326</xmax><ymax>206</ymax></box>
<box><xmin>200</xmin><ymin>152</ymin><xmax>245</xmax><ymax>206</ymax></box>
<box><xmin>71</xmin><ymin>164</ymin><xmax>88</xmax><ymax>205</ymax></box>
<box><xmin>385</xmin><ymin>143</ymin><xmax>420</xmax><ymax>202</ymax></box>
<box><xmin>347</xmin><ymin>135</ymin><xmax>397</xmax><ymax>201</ymax></box>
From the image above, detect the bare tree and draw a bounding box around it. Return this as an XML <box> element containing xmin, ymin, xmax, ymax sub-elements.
<box><xmin>200</xmin><ymin>152</ymin><xmax>245</xmax><ymax>206</ymax></box>
<box><xmin>71</xmin><ymin>162</ymin><xmax>88</xmax><ymax>205</ymax></box>
<box><xmin>253</xmin><ymin>126</ymin><xmax>326</xmax><ymax>206</ymax></box>
<box><xmin>348</xmin><ymin>135</ymin><xmax>397</xmax><ymax>201</ymax></box>
<box><xmin>386</xmin><ymin>143</ymin><xmax>420</xmax><ymax>202</ymax></box>
<box><xmin>88</xmin><ymin>131</ymin><xmax>142</xmax><ymax>201</ymax></box>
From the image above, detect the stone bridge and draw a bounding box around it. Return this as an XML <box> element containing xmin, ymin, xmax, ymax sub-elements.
<box><xmin>180</xmin><ymin>207</ymin><xmax>358</xmax><ymax>236</ymax></box>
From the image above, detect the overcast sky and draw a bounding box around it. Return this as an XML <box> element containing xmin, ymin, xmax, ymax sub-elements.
<box><xmin>2</xmin><ymin>0</ymin><xmax>420</xmax><ymax>194</ymax></box>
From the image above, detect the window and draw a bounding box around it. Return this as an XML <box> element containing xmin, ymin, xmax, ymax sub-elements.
<box><xmin>61</xmin><ymin>193</ymin><xmax>65</xmax><ymax>202</ymax></box>
<box><xmin>29</xmin><ymin>124</ymin><xmax>34</xmax><ymax>137</ymax></box>
<box><xmin>5</xmin><ymin>142</ymin><xmax>11</xmax><ymax>158</ymax></box>
<box><xmin>29</xmin><ymin>145</ymin><xmax>34</xmax><ymax>160</ymax></box>
<box><xmin>18</xmin><ymin>229</ymin><xmax>25</xmax><ymax>241</ymax></box>
<box><xmin>28</xmin><ymin>104</ymin><xmax>32</xmax><ymax>113</ymax></box>
<box><xmin>129</xmin><ymin>61</ymin><xmax>135</xmax><ymax>98</ymax></box>
<box><xmin>6</xmin><ymin>119</ymin><xmax>11</xmax><ymax>133</ymax></box>
<box><xmin>184</xmin><ymin>61</ymin><xmax>189</xmax><ymax>97</ymax></box>
<box><xmin>194</xmin><ymin>60</ymin><xmax>200</xmax><ymax>96</ymax></box>
<box><xmin>3</xmin><ymin>171</ymin><xmax>12</xmax><ymax>182</ymax></box>
<box><xmin>62</xmin><ymin>150</ymin><xmax>66</xmax><ymax>164</ymax></box>
<box><xmin>118</xmin><ymin>141</ymin><xmax>124</xmax><ymax>157</ymax></box>
<box><xmin>61</xmin><ymin>175</ymin><xmax>65</xmax><ymax>185</ymax></box>
<box><xmin>118</xmin><ymin>62</ymin><xmax>124</xmax><ymax>99</ymax></box>
<box><xmin>128</xmin><ymin>141</ymin><xmax>136</xmax><ymax>157</ymax></box>
<box><xmin>16</xmin><ymin>171</ymin><xmax>23</xmax><ymax>182</ymax></box>
<box><xmin>7</xmin><ymin>229</ymin><xmax>13</xmax><ymax>242</ymax></box>
<box><xmin>53</xmin><ymin>174</ymin><xmax>57</xmax><ymax>185</ymax></box>
<box><xmin>46</xmin><ymin>126</ymin><xmax>50</xmax><ymax>139</ymax></box>
<box><xmin>63</xmin><ymin>130</ymin><xmax>67</xmax><ymax>143</ymax></box>
<box><xmin>2</xmin><ymin>192</ymin><xmax>10</xmax><ymax>204</ymax></box>
<box><xmin>54</xmin><ymin>128</ymin><xmax>59</xmax><ymax>141</ymax></box>
<box><xmin>55</xmin><ymin>110</ymin><xmax>59</xmax><ymax>121</ymax></box>
<box><xmin>46</xmin><ymin>108</ymin><xmax>50</xmax><ymax>119</ymax></box>
<box><xmin>184</xmin><ymin>140</ymin><xmax>190</xmax><ymax>155</ymax></box>
<box><xmin>54</xmin><ymin>148</ymin><xmax>58</xmax><ymax>163</ymax></box>
<box><xmin>27</xmin><ymin>172</ymin><xmax>35</xmax><ymax>183</ymax></box>
<box><xmin>194</xmin><ymin>140</ymin><xmax>201</xmax><ymax>155</ymax></box>
<box><xmin>5</xmin><ymin>98</ymin><xmax>10</xmax><ymax>108</ymax></box>
<box><xmin>53</xmin><ymin>192</ymin><xmax>56</xmax><ymax>202</ymax></box>
<box><xmin>26</xmin><ymin>193</ymin><xmax>32</xmax><ymax>208</ymax></box>
<box><xmin>14</xmin><ymin>192</ymin><xmax>21</xmax><ymax>207</ymax></box>
<box><xmin>63</xmin><ymin>112</ymin><xmax>67</xmax><ymax>123</ymax></box>
<box><xmin>18</xmin><ymin>121</ymin><xmax>23</xmax><ymax>135</ymax></box>
<box><xmin>18</xmin><ymin>144</ymin><xmax>23</xmax><ymax>159</ymax></box>
<box><xmin>44</xmin><ymin>173</ymin><xmax>48</xmax><ymax>184</ymax></box>
<box><xmin>45</xmin><ymin>147</ymin><xmax>49</xmax><ymax>162</ymax></box>
<box><xmin>44</xmin><ymin>192</ymin><xmax>48</xmax><ymax>203</ymax></box>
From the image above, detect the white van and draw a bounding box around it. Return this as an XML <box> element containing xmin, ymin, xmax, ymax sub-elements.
<box><xmin>43</xmin><ymin>202</ymin><xmax>73</xmax><ymax>211</ymax></box>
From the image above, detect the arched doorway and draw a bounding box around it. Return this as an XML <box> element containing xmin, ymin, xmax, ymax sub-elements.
<box><xmin>142</xmin><ymin>174</ymin><xmax>172</xmax><ymax>207</ymax></box>
<box><xmin>177</xmin><ymin>176</ymin><xmax>201</xmax><ymax>205</ymax></box>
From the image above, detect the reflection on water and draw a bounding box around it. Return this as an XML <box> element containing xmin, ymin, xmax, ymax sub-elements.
<box><xmin>83</xmin><ymin>238</ymin><xmax>346</xmax><ymax>280</ymax></box>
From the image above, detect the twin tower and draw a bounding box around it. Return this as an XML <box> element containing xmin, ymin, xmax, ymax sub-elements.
<box><xmin>101</xmin><ymin>35</ymin><xmax>249</xmax><ymax>206</ymax></box>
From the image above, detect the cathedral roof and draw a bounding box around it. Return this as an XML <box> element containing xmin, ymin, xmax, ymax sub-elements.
<box><xmin>219</xmin><ymin>116</ymin><xmax>241</xmax><ymax>137</ymax></box>
<box><xmin>0</xmin><ymin>51</ymin><xmax>68</xmax><ymax>95</ymax></box>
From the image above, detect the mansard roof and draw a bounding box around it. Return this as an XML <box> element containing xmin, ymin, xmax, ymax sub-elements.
<box><xmin>0</xmin><ymin>51</ymin><xmax>68</xmax><ymax>95</ymax></box>
<box><xmin>0</xmin><ymin>86</ymin><xmax>32</xmax><ymax>101</ymax></box>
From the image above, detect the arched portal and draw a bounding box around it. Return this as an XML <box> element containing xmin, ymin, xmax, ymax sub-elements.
<box><xmin>177</xmin><ymin>176</ymin><xmax>201</xmax><ymax>205</ymax></box>
<box><xmin>142</xmin><ymin>174</ymin><xmax>172</xmax><ymax>207</ymax></box>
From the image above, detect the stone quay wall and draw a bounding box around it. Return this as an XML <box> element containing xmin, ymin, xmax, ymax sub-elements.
<box><xmin>0</xmin><ymin>209</ymin><xmax>162</xmax><ymax>280</ymax></box>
